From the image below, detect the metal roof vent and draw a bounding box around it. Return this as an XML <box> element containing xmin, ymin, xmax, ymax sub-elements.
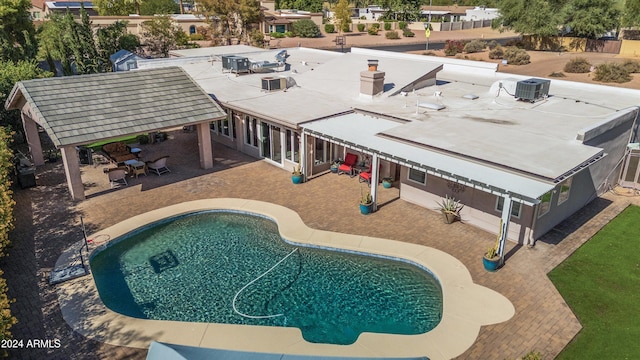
<box><xmin>463</xmin><ymin>94</ymin><xmax>479</xmax><ymax>100</ymax></box>
<box><xmin>515</xmin><ymin>78</ymin><xmax>550</xmax><ymax>102</ymax></box>
<box><xmin>418</xmin><ymin>102</ymin><xmax>445</xmax><ymax>111</ymax></box>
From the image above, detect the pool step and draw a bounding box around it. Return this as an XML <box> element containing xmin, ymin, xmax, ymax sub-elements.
<box><xmin>49</xmin><ymin>264</ymin><xmax>89</xmax><ymax>285</ymax></box>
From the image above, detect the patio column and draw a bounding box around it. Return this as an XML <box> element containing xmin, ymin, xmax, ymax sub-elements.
<box><xmin>300</xmin><ymin>132</ymin><xmax>307</xmax><ymax>181</ymax></box>
<box><xmin>498</xmin><ymin>195</ymin><xmax>513</xmax><ymax>266</ymax></box>
<box><xmin>21</xmin><ymin>114</ymin><xmax>45</xmax><ymax>166</ymax></box>
<box><xmin>196</xmin><ymin>121</ymin><xmax>213</xmax><ymax>169</ymax></box>
<box><xmin>60</xmin><ymin>146</ymin><xmax>85</xmax><ymax>201</ymax></box>
<box><xmin>370</xmin><ymin>153</ymin><xmax>380</xmax><ymax>211</ymax></box>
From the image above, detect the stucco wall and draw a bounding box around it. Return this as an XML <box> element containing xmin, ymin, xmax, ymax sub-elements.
<box><xmin>619</xmin><ymin>39</ymin><xmax>640</xmax><ymax>57</ymax></box>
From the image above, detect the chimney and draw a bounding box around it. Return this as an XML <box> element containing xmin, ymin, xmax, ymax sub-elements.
<box><xmin>360</xmin><ymin>59</ymin><xmax>385</xmax><ymax>98</ymax></box>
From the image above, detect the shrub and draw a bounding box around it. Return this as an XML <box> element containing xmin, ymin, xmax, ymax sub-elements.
<box><xmin>593</xmin><ymin>62</ymin><xmax>632</xmax><ymax>83</ymax></box>
<box><xmin>284</xmin><ymin>31</ymin><xmax>295</xmax><ymax>37</ymax></box>
<box><xmin>398</xmin><ymin>21</ymin><xmax>407</xmax><ymax>30</ymax></box>
<box><xmin>444</xmin><ymin>40</ymin><xmax>465</xmax><ymax>56</ymax></box>
<box><xmin>189</xmin><ymin>33</ymin><xmax>204</xmax><ymax>41</ymax></box>
<box><xmin>137</xmin><ymin>134</ymin><xmax>150</xmax><ymax>144</ymax></box>
<box><xmin>270</xmin><ymin>32</ymin><xmax>285</xmax><ymax>38</ymax></box>
<box><xmin>564</xmin><ymin>57</ymin><xmax>591</xmax><ymax>73</ymax></box>
<box><xmin>403</xmin><ymin>28</ymin><xmax>415</xmax><ymax>37</ymax></box>
<box><xmin>503</xmin><ymin>46</ymin><xmax>530</xmax><ymax>65</ymax></box>
<box><xmin>423</xmin><ymin>51</ymin><xmax>437</xmax><ymax>56</ymax></box>
<box><xmin>505</xmin><ymin>39</ymin><xmax>525</xmax><ymax>48</ymax></box>
<box><xmin>549</xmin><ymin>71</ymin><xmax>566</xmax><ymax>77</ymax></box>
<box><xmin>520</xmin><ymin>350</ymin><xmax>543</xmax><ymax>360</ymax></box>
<box><xmin>0</xmin><ymin>128</ymin><xmax>17</xmax><ymax>343</ymax></box>
<box><xmin>368</xmin><ymin>27</ymin><xmax>379</xmax><ymax>35</ymax></box>
<box><xmin>385</xmin><ymin>30</ymin><xmax>400</xmax><ymax>40</ymax></box>
<box><xmin>293</xmin><ymin>19</ymin><xmax>321</xmax><ymax>38</ymax></box>
<box><xmin>487</xmin><ymin>40</ymin><xmax>499</xmax><ymax>49</ymax></box>
<box><xmin>342</xmin><ymin>23</ymin><xmax>351</xmax><ymax>33</ymax></box>
<box><xmin>370</xmin><ymin>23</ymin><xmax>380</xmax><ymax>30</ymax></box>
<box><xmin>324</xmin><ymin>23</ymin><xmax>335</xmax><ymax>33</ymax></box>
<box><xmin>249</xmin><ymin>29</ymin><xmax>264</xmax><ymax>47</ymax></box>
<box><xmin>357</xmin><ymin>23</ymin><xmax>365</xmax><ymax>32</ymax></box>
<box><xmin>464</xmin><ymin>39</ymin><xmax>486</xmax><ymax>53</ymax></box>
<box><xmin>621</xmin><ymin>59</ymin><xmax>640</xmax><ymax>73</ymax></box>
<box><xmin>488</xmin><ymin>46</ymin><xmax>504</xmax><ymax>59</ymax></box>
<box><xmin>384</xmin><ymin>22</ymin><xmax>392</xmax><ymax>31</ymax></box>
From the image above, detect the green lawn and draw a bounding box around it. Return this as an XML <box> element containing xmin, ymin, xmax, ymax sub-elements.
<box><xmin>86</xmin><ymin>135</ymin><xmax>140</xmax><ymax>150</ymax></box>
<box><xmin>549</xmin><ymin>205</ymin><xmax>640</xmax><ymax>359</ymax></box>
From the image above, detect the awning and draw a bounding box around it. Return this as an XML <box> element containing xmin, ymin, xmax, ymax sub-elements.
<box><xmin>301</xmin><ymin>112</ymin><xmax>558</xmax><ymax>205</ymax></box>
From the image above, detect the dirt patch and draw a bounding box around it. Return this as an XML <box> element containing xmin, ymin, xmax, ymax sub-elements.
<box><xmin>416</xmin><ymin>49</ymin><xmax>640</xmax><ymax>89</ymax></box>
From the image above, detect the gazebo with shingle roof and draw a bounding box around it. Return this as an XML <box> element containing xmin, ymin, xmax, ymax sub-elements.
<box><xmin>5</xmin><ymin>66</ymin><xmax>227</xmax><ymax>200</ymax></box>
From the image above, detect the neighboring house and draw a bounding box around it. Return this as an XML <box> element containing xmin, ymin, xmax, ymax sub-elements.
<box><xmin>462</xmin><ymin>6</ymin><xmax>500</xmax><ymax>21</ymax></box>
<box><xmin>110</xmin><ymin>49</ymin><xmax>144</xmax><ymax>71</ymax></box>
<box><xmin>91</xmin><ymin>14</ymin><xmax>208</xmax><ymax>37</ymax></box>
<box><xmin>261</xmin><ymin>0</ymin><xmax>323</xmax><ymax>34</ymax></box>
<box><xmin>43</xmin><ymin>1</ymin><xmax>97</xmax><ymax>17</ymax></box>
<box><xmin>30</xmin><ymin>0</ymin><xmax>46</xmax><ymax>22</ymax></box>
<box><xmin>350</xmin><ymin>5</ymin><xmax>386</xmax><ymax>21</ymax></box>
<box><xmin>421</xmin><ymin>5</ymin><xmax>472</xmax><ymax>22</ymax></box>
<box><xmin>136</xmin><ymin>45</ymin><xmax>640</xmax><ymax>247</ymax></box>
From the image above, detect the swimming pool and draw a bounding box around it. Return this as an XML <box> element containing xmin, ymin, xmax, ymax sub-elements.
<box><xmin>90</xmin><ymin>211</ymin><xmax>443</xmax><ymax>345</ymax></box>
<box><xmin>57</xmin><ymin>198</ymin><xmax>515</xmax><ymax>359</ymax></box>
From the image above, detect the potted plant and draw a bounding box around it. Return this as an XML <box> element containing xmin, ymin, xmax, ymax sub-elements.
<box><xmin>437</xmin><ymin>195</ymin><xmax>463</xmax><ymax>224</ymax></box>
<box><xmin>382</xmin><ymin>177</ymin><xmax>392</xmax><ymax>188</ymax></box>
<box><xmin>330</xmin><ymin>160</ymin><xmax>341</xmax><ymax>173</ymax></box>
<box><xmin>359</xmin><ymin>188</ymin><xmax>373</xmax><ymax>215</ymax></box>
<box><xmin>483</xmin><ymin>241</ymin><xmax>501</xmax><ymax>272</ymax></box>
<box><xmin>291</xmin><ymin>164</ymin><xmax>303</xmax><ymax>184</ymax></box>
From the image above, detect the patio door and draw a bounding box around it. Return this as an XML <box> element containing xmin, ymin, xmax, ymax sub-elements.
<box><xmin>260</xmin><ymin>122</ymin><xmax>283</xmax><ymax>164</ymax></box>
<box><xmin>620</xmin><ymin>149</ymin><xmax>640</xmax><ymax>188</ymax></box>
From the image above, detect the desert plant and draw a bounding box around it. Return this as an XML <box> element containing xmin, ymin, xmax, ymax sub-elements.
<box><xmin>324</xmin><ymin>23</ymin><xmax>335</xmax><ymax>33</ymax></box>
<box><xmin>360</xmin><ymin>188</ymin><xmax>372</xmax><ymax>205</ymax></box>
<box><xmin>384</xmin><ymin>22</ymin><xmax>392</xmax><ymax>31</ymax></box>
<box><xmin>293</xmin><ymin>19</ymin><xmax>321</xmax><ymax>38</ymax></box>
<box><xmin>368</xmin><ymin>27</ymin><xmax>379</xmax><ymax>35</ymax></box>
<box><xmin>423</xmin><ymin>51</ymin><xmax>437</xmax><ymax>56</ymax></box>
<box><xmin>505</xmin><ymin>38</ymin><xmax>525</xmax><ymax>48</ymax></box>
<box><xmin>487</xmin><ymin>40</ymin><xmax>499</xmax><ymax>49</ymax></box>
<box><xmin>520</xmin><ymin>350</ymin><xmax>543</xmax><ymax>360</ymax></box>
<box><xmin>438</xmin><ymin>195</ymin><xmax>463</xmax><ymax>215</ymax></box>
<box><xmin>385</xmin><ymin>30</ymin><xmax>399</xmax><ymax>40</ymax></box>
<box><xmin>564</xmin><ymin>57</ymin><xmax>591</xmax><ymax>73</ymax></box>
<box><xmin>398</xmin><ymin>21</ymin><xmax>407</xmax><ymax>30</ymax></box>
<box><xmin>444</xmin><ymin>40</ymin><xmax>465</xmax><ymax>56</ymax></box>
<box><xmin>249</xmin><ymin>30</ymin><xmax>264</xmax><ymax>47</ymax></box>
<box><xmin>503</xmin><ymin>46</ymin><xmax>530</xmax><ymax>65</ymax></box>
<box><xmin>370</xmin><ymin>23</ymin><xmax>380</xmax><ymax>30</ymax></box>
<box><xmin>488</xmin><ymin>46</ymin><xmax>504</xmax><ymax>59</ymax></box>
<box><xmin>549</xmin><ymin>72</ymin><xmax>566</xmax><ymax>77</ymax></box>
<box><xmin>292</xmin><ymin>164</ymin><xmax>301</xmax><ymax>175</ymax></box>
<box><xmin>357</xmin><ymin>23</ymin><xmax>365</xmax><ymax>32</ymax></box>
<box><xmin>621</xmin><ymin>59</ymin><xmax>640</xmax><ymax>73</ymax></box>
<box><xmin>403</xmin><ymin>28</ymin><xmax>415</xmax><ymax>37</ymax></box>
<box><xmin>464</xmin><ymin>39</ymin><xmax>486</xmax><ymax>53</ymax></box>
<box><xmin>594</xmin><ymin>63</ymin><xmax>632</xmax><ymax>83</ymax></box>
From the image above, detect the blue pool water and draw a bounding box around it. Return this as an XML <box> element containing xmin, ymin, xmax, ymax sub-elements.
<box><xmin>90</xmin><ymin>211</ymin><xmax>443</xmax><ymax>345</ymax></box>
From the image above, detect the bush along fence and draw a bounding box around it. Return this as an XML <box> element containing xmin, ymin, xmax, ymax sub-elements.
<box><xmin>0</xmin><ymin>127</ymin><xmax>17</xmax><ymax>347</ymax></box>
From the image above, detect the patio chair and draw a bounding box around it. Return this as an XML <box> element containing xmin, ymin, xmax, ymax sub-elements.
<box><xmin>338</xmin><ymin>153</ymin><xmax>358</xmax><ymax>177</ymax></box>
<box><xmin>358</xmin><ymin>163</ymin><xmax>380</xmax><ymax>186</ymax></box>
<box><xmin>146</xmin><ymin>156</ymin><xmax>171</xmax><ymax>175</ymax></box>
<box><xmin>108</xmin><ymin>168</ymin><xmax>128</xmax><ymax>188</ymax></box>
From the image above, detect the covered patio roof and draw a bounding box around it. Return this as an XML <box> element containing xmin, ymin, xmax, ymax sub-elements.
<box><xmin>301</xmin><ymin>111</ymin><xmax>557</xmax><ymax>205</ymax></box>
<box><xmin>5</xmin><ymin>66</ymin><xmax>226</xmax><ymax>148</ymax></box>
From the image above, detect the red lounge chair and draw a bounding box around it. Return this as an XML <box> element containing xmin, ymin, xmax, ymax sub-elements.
<box><xmin>359</xmin><ymin>166</ymin><xmax>373</xmax><ymax>184</ymax></box>
<box><xmin>338</xmin><ymin>153</ymin><xmax>358</xmax><ymax>177</ymax></box>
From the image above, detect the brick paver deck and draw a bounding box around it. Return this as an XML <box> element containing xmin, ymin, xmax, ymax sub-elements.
<box><xmin>4</xmin><ymin>129</ymin><xmax>639</xmax><ymax>359</ymax></box>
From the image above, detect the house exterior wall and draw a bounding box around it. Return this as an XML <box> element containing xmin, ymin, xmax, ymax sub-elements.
<box><xmin>399</xmin><ymin>167</ymin><xmax>534</xmax><ymax>243</ymax></box>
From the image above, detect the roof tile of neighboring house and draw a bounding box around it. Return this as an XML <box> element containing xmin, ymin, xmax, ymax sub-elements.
<box><xmin>31</xmin><ymin>0</ymin><xmax>47</xmax><ymax>10</ymax></box>
<box><xmin>5</xmin><ymin>67</ymin><xmax>227</xmax><ymax>147</ymax></box>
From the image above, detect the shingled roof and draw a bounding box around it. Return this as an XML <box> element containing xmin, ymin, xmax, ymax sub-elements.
<box><xmin>5</xmin><ymin>67</ymin><xmax>226</xmax><ymax>147</ymax></box>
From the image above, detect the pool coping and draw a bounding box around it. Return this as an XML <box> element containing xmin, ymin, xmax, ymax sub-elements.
<box><xmin>55</xmin><ymin>198</ymin><xmax>514</xmax><ymax>360</ymax></box>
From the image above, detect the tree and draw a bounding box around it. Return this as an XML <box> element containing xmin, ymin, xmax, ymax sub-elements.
<box><xmin>623</xmin><ymin>0</ymin><xmax>640</xmax><ymax>27</ymax></box>
<box><xmin>96</xmin><ymin>21</ymin><xmax>141</xmax><ymax>71</ymax></box>
<box><xmin>197</xmin><ymin>0</ymin><xmax>241</xmax><ymax>42</ymax></box>
<box><xmin>333</xmin><ymin>0</ymin><xmax>351</xmax><ymax>33</ymax></box>
<box><xmin>564</xmin><ymin>0</ymin><xmax>620</xmax><ymax>38</ymax></box>
<box><xmin>239</xmin><ymin>0</ymin><xmax>263</xmax><ymax>43</ymax></box>
<box><xmin>0</xmin><ymin>60</ymin><xmax>51</xmax><ymax>129</ymax></box>
<box><xmin>494</xmin><ymin>0</ymin><xmax>569</xmax><ymax>37</ymax></box>
<box><xmin>0</xmin><ymin>0</ymin><xmax>38</xmax><ymax>62</ymax></box>
<box><xmin>140</xmin><ymin>0</ymin><xmax>180</xmax><ymax>15</ymax></box>
<box><xmin>141</xmin><ymin>15</ymin><xmax>189</xmax><ymax>57</ymax></box>
<box><xmin>277</xmin><ymin>0</ymin><xmax>323</xmax><ymax>12</ymax></box>
<box><xmin>93</xmin><ymin>0</ymin><xmax>136</xmax><ymax>15</ymax></box>
<box><xmin>292</xmin><ymin>18</ymin><xmax>321</xmax><ymax>37</ymax></box>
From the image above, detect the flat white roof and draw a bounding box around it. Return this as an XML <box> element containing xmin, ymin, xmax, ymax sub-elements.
<box><xmin>302</xmin><ymin>112</ymin><xmax>556</xmax><ymax>203</ymax></box>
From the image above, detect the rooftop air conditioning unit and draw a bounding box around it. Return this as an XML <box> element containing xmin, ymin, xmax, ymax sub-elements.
<box><xmin>261</xmin><ymin>77</ymin><xmax>287</xmax><ymax>91</ymax></box>
<box><xmin>222</xmin><ymin>55</ymin><xmax>250</xmax><ymax>73</ymax></box>
<box><xmin>515</xmin><ymin>78</ymin><xmax>550</xmax><ymax>102</ymax></box>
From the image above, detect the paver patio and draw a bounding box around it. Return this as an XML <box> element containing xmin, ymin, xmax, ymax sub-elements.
<box><xmin>4</xmin><ymin>129</ymin><xmax>639</xmax><ymax>359</ymax></box>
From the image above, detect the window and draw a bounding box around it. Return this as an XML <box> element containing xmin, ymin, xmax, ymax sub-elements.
<box><xmin>189</xmin><ymin>25</ymin><xmax>196</xmax><ymax>34</ymax></box>
<box><xmin>408</xmin><ymin>168</ymin><xmax>426</xmax><ymax>185</ymax></box>
<box><xmin>286</xmin><ymin>129</ymin><xmax>299</xmax><ymax>162</ymax></box>
<box><xmin>557</xmin><ymin>178</ymin><xmax>572</xmax><ymax>205</ymax></box>
<box><xmin>538</xmin><ymin>190</ymin><xmax>553</xmax><ymax>218</ymax></box>
<box><xmin>314</xmin><ymin>139</ymin><xmax>329</xmax><ymax>165</ymax></box>
<box><xmin>210</xmin><ymin>121</ymin><xmax>217</xmax><ymax>132</ymax></box>
<box><xmin>496</xmin><ymin>197</ymin><xmax>521</xmax><ymax>218</ymax></box>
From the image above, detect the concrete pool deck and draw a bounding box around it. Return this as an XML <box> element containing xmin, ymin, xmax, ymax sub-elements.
<box><xmin>56</xmin><ymin>198</ymin><xmax>514</xmax><ymax>360</ymax></box>
<box><xmin>7</xmin><ymin>128</ymin><xmax>640</xmax><ymax>359</ymax></box>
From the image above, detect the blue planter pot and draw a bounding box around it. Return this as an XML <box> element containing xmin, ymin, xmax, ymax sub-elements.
<box><xmin>482</xmin><ymin>256</ymin><xmax>501</xmax><ymax>272</ymax></box>
<box><xmin>382</xmin><ymin>181</ymin><xmax>392</xmax><ymax>188</ymax></box>
<box><xmin>291</xmin><ymin>175</ymin><xmax>303</xmax><ymax>184</ymax></box>
<box><xmin>359</xmin><ymin>203</ymin><xmax>373</xmax><ymax>215</ymax></box>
